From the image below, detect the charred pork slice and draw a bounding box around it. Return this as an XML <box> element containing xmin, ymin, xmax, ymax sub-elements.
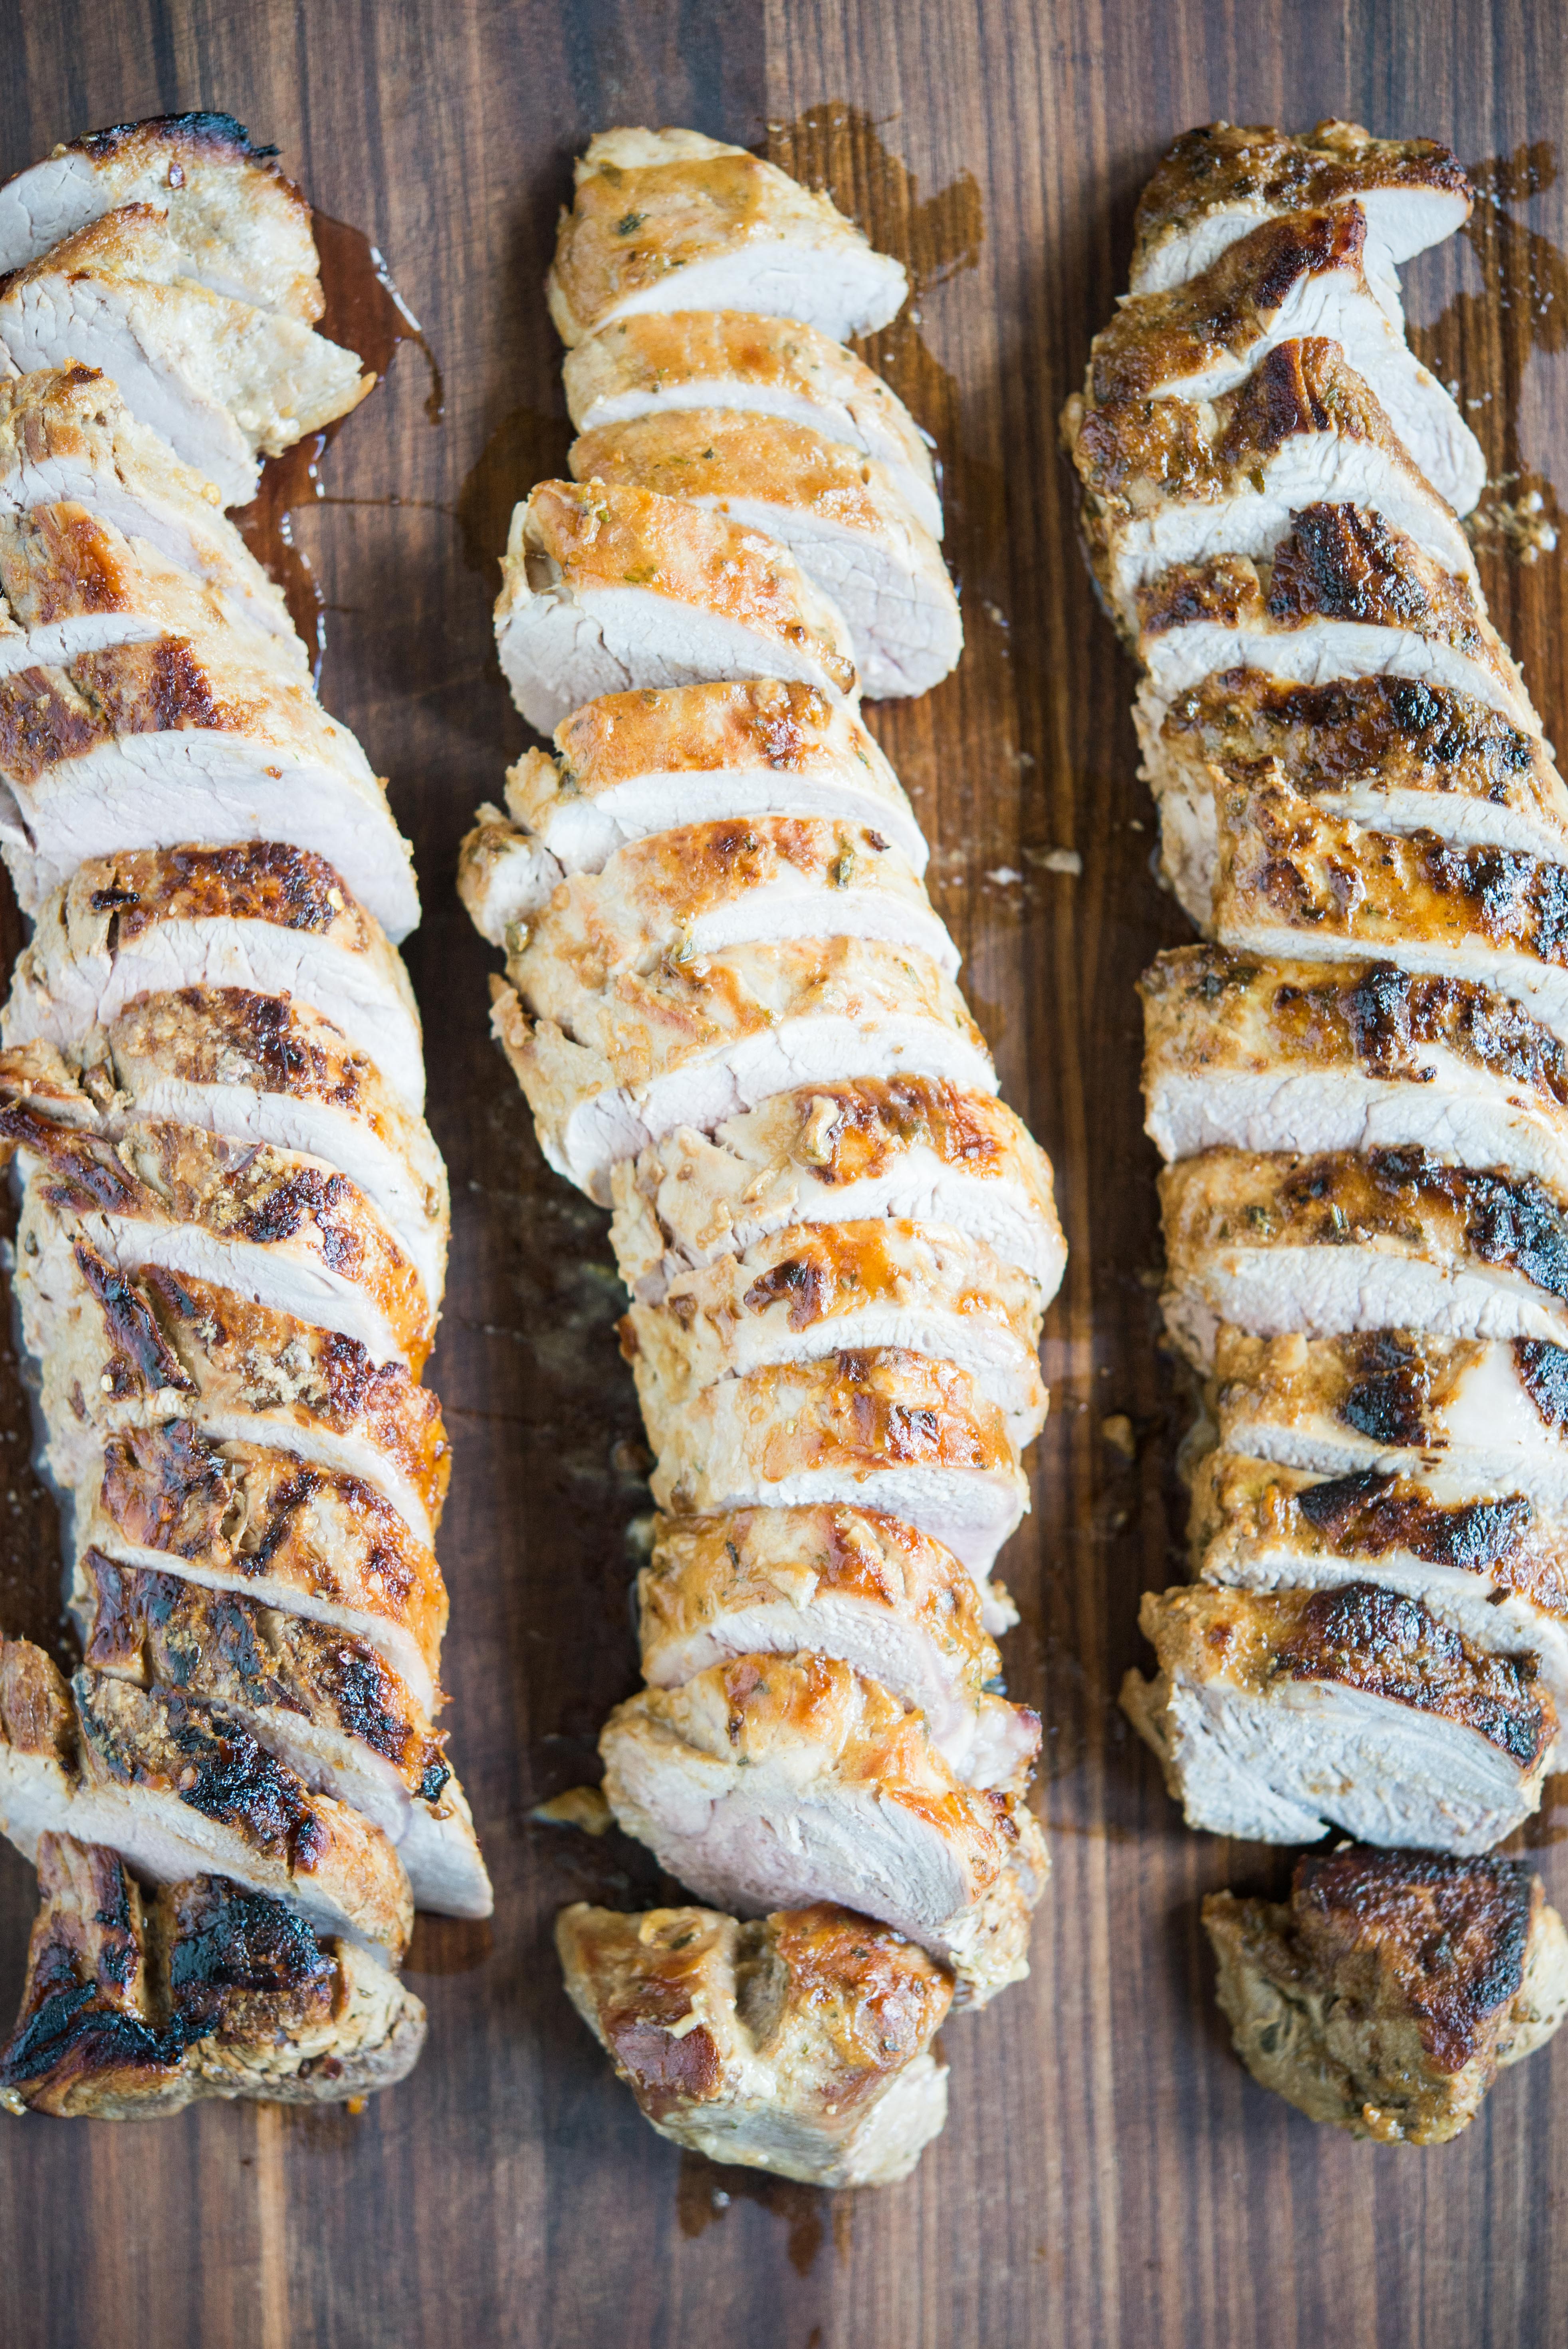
<box><xmin>0</xmin><ymin>1637</ymin><xmax>412</xmax><ymax>1956</ymax></box>
<box><xmin>557</xmin><ymin>1900</ymin><xmax>952</xmax><ymax>2186</ymax></box>
<box><xmin>494</xmin><ymin>478</ymin><xmax>857</xmax><ymax>735</ymax></box>
<box><xmin>74</xmin><ymin>1555</ymin><xmax>491</xmax><ymax>1918</ymax></box>
<box><xmin>1141</xmin><ymin>945</ymin><xmax>1568</xmax><ymax>1196</ymax></box>
<box><xmin>1123</xmin><ymin>1581</ymin><xmax>1555</xmax><ymax>1849</ymax></box>
<box><xmin>546</xmin><ymin>127</ymin><xmax>908</xmax><ymax>347</ymax></box>
<box><xmin>4</xmin><ymin>843</ymin><xmax>424</xmax><ymax>1104</ymax></box>
<box><xmin>612</xmin><ymin>1079</ymin><xmax>1064</xmax><ymax>1303</ymax></box>
<box><xmin>1085</xmin><ymin>206</ymin><xmax>1481</xmax><ymax>511</ymax></box>
<box><xmin>570</xmin><ymin>411</ymin><xmax>960</xmax><ymax>698</ymax></box>
<box><xmin>564</xmin><ymin>313</ymin><xmax>940</xmax><ymax>536</ymax></box>
<box><xmin>0</xmin><ymin>1832</ymin><xmax>424</xmax><ymax>2117</ymax></box>
<box><xmin>1138</xmin><ymin>672</ymin><xmax>1568</xmax><ymax>927</ymax></box>
<box><xmin>1203</xmin><ymin>1845</ymin><xmax>1568</xmax><ymax>2142</ymax></box>
<box><xmin>600</xmin><ymin>1652</ymin><xmax>1047</xmax><ymax>2006</ymax></box>
<box><xmin>492</xmin><ymin>935</ymin><xmax>995</xmax><ymax>1207</ymax></box>
<box><xmin>1160</xmin><ymin>1147</ymin><xmax>1568</xmax><ymax>1369</ymax></box>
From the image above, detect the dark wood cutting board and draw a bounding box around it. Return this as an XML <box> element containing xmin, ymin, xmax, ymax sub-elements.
<box><xmin>0</xmin><ymin>2</ymin><xmax>1565</xmax><ymax>2343</ymax></box>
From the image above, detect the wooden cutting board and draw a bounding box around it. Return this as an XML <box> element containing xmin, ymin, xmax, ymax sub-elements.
<box><xmin>0</xmin><ymin>2</ymin><xmax>1564</xmax><ymax>2342</ymax></box>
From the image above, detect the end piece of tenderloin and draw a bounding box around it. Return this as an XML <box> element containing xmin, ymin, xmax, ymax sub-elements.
<box><xmin>644</xmin><ymin>1346</ymin><xmax>1029</xmax><ymax>1581</ymax></box>
<box><xmin>622</xmin><ymin>1218</ymin><xmax>1048</xmax><ymax>1445</ymax></box>
<box><xmin>74</xmin><ymin>1555</ymin><xmax>491</xmax><ymax>1919</ymax></box>
<box><xmin>1139</xmin><ymin>672</ymin><xmax>1568</xmax><ymax>926</ymax></box>
<box><xmin>1086</xmin><ymin>205</ymin><xmax>1483</xmax><ymax>512</ymax></box>
<box><xmin>494</xmin><ymin>478</ymin><xmax>857</xmax><ymax>735</ymax></box>
<box><xmin>545</xmin><ymin>127</ymin><xmax>908</xmax><ymax>348</ymax></box>
<box><xmin>600</xmin><ymin>1651</ymin><xmax>1047</xmax><ymax>2007</ymax></box>
<box><xmin>1203</xmin><ymin>1845</ymin><xmax>1567</xmax><ymax>2143</ymax></box>
<box><xmin>4</xmin><ymin>845</ymin><xmax>424</xmax><ymax>1109</ymax></box>
<box><xmin>492</xmin><ymin>934</ymin><xmax>996</xmax><ymax>1207</ymax></box>
<box><xmin>638</xmin><ymin>1506</ymin><xmax>1029</xmax><ymax>1775</ymax></box>
<box><xmin>564</xmin><ymin>313</ymin><xmax>940</xmax><ymax>536</ymax></box>
<box><xmin>1213</xmin><ymin>1326</ymin><xmax>1568</xmax><ymax>1518</ymax></box>
<box><xmin>1130</xmin><ymin>119</ymin><xmax>1473</xmax><ymax>298</ymax></box>
<box><xmin>0</xmin><ymin>204</ymin><xmax>370</xmax><ymax>507</ymax></box>
<box><xmin>1160</xmin><ymin>1147</ymin><xmax>1568</xmax><ymax>1370</ymax></box>
<box><xmin>0</xmin><ymin>1635</ymin><xmax>412</xmax><ymax>1958</ymax></box>
<box><xmin>611</xmin><ymin>1077</ymin><xmax>1065</xmax><ymax>1303</ymax></box>
<box><xmin>0</xmin><ymin>1834</ymin><xmax>426</xmax><ymax>2117</ymax></box>
<box><xmin>557</xmin><ymin>1899</ymin><xmax>952</xmax><ymax>2186</ymax></box>
<box><xmin>1122</xmin><ymin>1580</ymin><xmax>1556</xmax><ymax>1850</ymax></box>
<box><xmin>571</xmin><ymin>412</ymin><xmax>960</xmax><ymax>700</ymax></box>
<box><xmin>1141</xmin><ymin>944</ymin><xmax>1568</xmax><ymax>1199</ymax></box>
<box><xmin>0</xmin><ymin>114</ymin><xmax>325</xmax><ymax>319</ymax></box>
<box><xmin>1065</xmin><ymin>339</ymin><xmax>1476</xmax><ymax>627</ymax></box>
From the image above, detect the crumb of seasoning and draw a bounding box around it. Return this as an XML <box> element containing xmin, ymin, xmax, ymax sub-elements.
<box><xmin>1033</xmin><ymin>847</ymin><xmax>1082</xmax><ymax>876</ymax></box>
<box><xmin>531</xmin><ymin>1784</ymin><xmax>614</xmax><ymax>1836</ymax></box>
<box><xmin>346</xmin><ymin>2097</ymin><xmax>368</xmax><ymax>2117</ymax></box>
<box><xmin>1101</xmin><ymin>1413</ymin><xmax>1137</xmax><ymax>1460</ymax></box>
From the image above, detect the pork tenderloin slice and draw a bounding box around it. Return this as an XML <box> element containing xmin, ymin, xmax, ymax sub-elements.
<box><xmin>493</xmin><ymin>936</ymin><xmax>995</xmax><ymax>1207</ymax></box>
<box><xmin>570</xmin><ymin>411</ymin><xmax>960</xmax><ymax>700</ymax></box>
<box><xmin>0</xmin><ymin>205</ymin><xmax>370</xmax><ymax>507</ymax></box>
<box><xmin>0</xmin><ymin>1636</ymin><xmax>412</xmax><ymax>1957</ymax></box>
<box><xmin>557</xmin><ymin>1899</ymin><xmax>951</xmax><ymax>2187</ymax></box>
<box><xmin>637</xmin><ymin>1506</ymin><xmax>1028</xmax><ymax>1773</ymax></box>
<box><xmin>495</xmin><ymin>478</ymin><xmax>857</xmax><ymax>734</ymax></box>
<box><xmin>600</xmin><ymin>1651</ymin><xmax>1047</xmax><ymax>2006</ymax></box>
<box><xmin>1130</xmin><ymin>119</ymin><xmax>1472</xmax><ymax>296</ymax></box>
<box><xmin>564</xmin><ymin>313</ymin><xmax>940</xmax><ymax>535</ymax></box>
<box><xmin>1161</xmin><ymin>1147</ymin><xmax>1568</xmax><ymax>1370</ymax></box>
<box><xmin>611</xmin><ymin>1077</ymin><xmax>1064</xmax><ymax>1301</ymax></box>
<box><xmin>623</xmin><ymin>1218</ymin><xmax>1047</xmax><ymax>1444</ymax></box>
<box><xmin>1123</xmin><ymin>1581</ymin><xmax>1556</xmax><ymax>1849</ymax></box>
<box><xmin>1142</xmin><ymin>944</ymin><xmax>1568</xmax><ymax>1193</ymax></box>
<box><xmin>4</xmin><ymin>843</ymin><xmax>424</xmax><ymax>1103</ymax></box>
<box><xmin>0</xmin><ymin>114</ymin><xmax>324</xmax><ymax>319</ymax></box>
<box><xmin>1204</xmin><ymin>1846</ymin><xmax>1566</xmax><ymax>2143</ymax></box>
<box><xmin>645</xmin><ymin>1347</ymin><xmax>1029</xmax><ymax>1578</ymax></box>
<box><xmin>500</xmin><ymin>680</ymin><xmax>925</xmax><ymax>879</ymax></box>
<box><xmin>1087</xmin><ymin>205</ymin><xmax>1483</xmax><ymax>512</ymax></box>
<box><xmin>546</xmin><ymin>127</ymin><xmax>907</xmax><ymax>348</ymax></box>
<box><xmin>75</xmin><ymin>1555</ymin><xmax>491</xmax><ymax>1919</ymax></box>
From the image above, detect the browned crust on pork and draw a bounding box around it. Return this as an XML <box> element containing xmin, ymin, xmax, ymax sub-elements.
<box><xmin>1212</xmin><ymin>1325</ymin><xmax>1568</xmax><ymax>1456</ymax></box>
<box><xmin>551</xmin><ymin>677</ymin><xmax>894</xmax><ymax>790</ymax></box>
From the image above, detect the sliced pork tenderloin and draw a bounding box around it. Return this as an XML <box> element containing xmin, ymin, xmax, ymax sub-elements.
<box><xmin>546</xmin><ymin>127</ymin><xmax>908</xmax><ymax>347</ymax></box>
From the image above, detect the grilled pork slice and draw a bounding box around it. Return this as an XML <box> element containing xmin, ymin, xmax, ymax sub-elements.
<box><xmin>0</xmin><ymin>205</ymin><xmax>370</xmax><ymax>506</ymax></box>
<box><xmin>1203</xmin><ymin>1847</ymin><xmax>1568</xmax><ymax>2143</ymax></box>
<box><xmin>0</xmin><ymin>114</ymin><xmax>324</xmax><ymax>319</ymax></box>
<box><xmin>622</xmin><ymin>1219</ymin><xmax>1047</xmax><ymax>1444</ymax></box>
<box><xmin>1214</xmin><ymin>1326</ymin><xmax>1568</xmax><ymax>1516</ymax></box>
<box><xmin>82</xmin><ymin>1420</ymin><xmax>447</xmax><ymax>1715</ymax></box>
<box><xmin>1139</xmin><ymin>673</ymin><xmax>1568</xmax><ymax>927</ymax></box>
<box><xmin>611</xmin><ymin>1078</ymin><xmax>1065</xmax><ymax>1302</ymax></box>
<box><xmin>1124</xmin><ymin>1581</ymin><xmax>1556</xmax><ymax>1848</ymax></box>
<box><xmin>564</xmin><ymin>314</ymin><xmax>941</xmax><ymax>536</ymax></box>
<box><xmin>557</xmin><ymin>1900</ymin><xmax>951</xmax><ymax>2186</ymax></box>
<box><xmin>1130</xmin><ymin>120</ymin><xmax>1472</xmax><ymax>297</ymax></box>
<box><xmin>492</xmin><ymin>936</ymin><xmax>995</xmax><ymax>1207</ymax></box>
<box><xmin>546</xmin><ymin>127</ymin><xmax>908</xmax><ymax>347</ymax></box>
<box><xmin>1161</xmin><ymin>1147</ymin><xmax>1568</xmax><ymax>1369</ymax></box>
<box><xmin>1066</xmin><ymin>341</ymin><xmax>1475</xmax><ymax>627</ymax></box>
<box><xmin>462</xmin><ymin>812</ymin><xmax>954</xmax><ymax>977</ymax></box>
<box><xmin>571</xmin><ymin>412</ymin><xmax>960</xmax><ymax>699</ymax></box>
<box><xmin>0</xmin><ymin>1636</ymin><xmax>412</xmax><ymax>1956</ymax></box>
<box><xmin>4</xmin><ymin>845</ymin><xmax>424</xmax><ymax>1105</ymax></box>
<box><xmin>600</xmin><ymin>1653</ymin><xmax>1048</xmax><ymax>2004</ymax></box>
<box><xmin>0</xmin><ymin>1836</ymin><xmax>426</xmax><ymax>2117</ymax></box>
<box><xmin>75</xmin><ymin>1555</ymin><xmax>490</xmax><ymax>1918</ymax></box>
<box><xmin>1086</xmin><ymin>206</ymin><xmax>1482</xmax><ymax>511</ymax></box>
<box><xmin>637</xmin><ymin>1507</ymin><xmax>1025</xmax><ymax>1769</ymax></box>
<box><xmin>1141</xmin><ymin>945</ymin><xmax>1568</xmax><ymax>1196</ymax></box>
<box><xmin>495</xmin><ymin>479</ymin><xmax>857</xmax><ymax>734</ymax></box>
<box><xmin>644</xmin><ymin>1347</ymin><xmax>1029</xmax><ymax>1579</ymax></box>
<box><xmin>488</xmin><ymin>680</ymin><xmax>925</xmax><ymax>880</ymax></box>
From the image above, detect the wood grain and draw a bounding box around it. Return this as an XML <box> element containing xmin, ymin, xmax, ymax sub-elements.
<box><xmin>0</xmin><ymin>2</ymin><xmax>1565</xmax><ymax>2342</ymax></box>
